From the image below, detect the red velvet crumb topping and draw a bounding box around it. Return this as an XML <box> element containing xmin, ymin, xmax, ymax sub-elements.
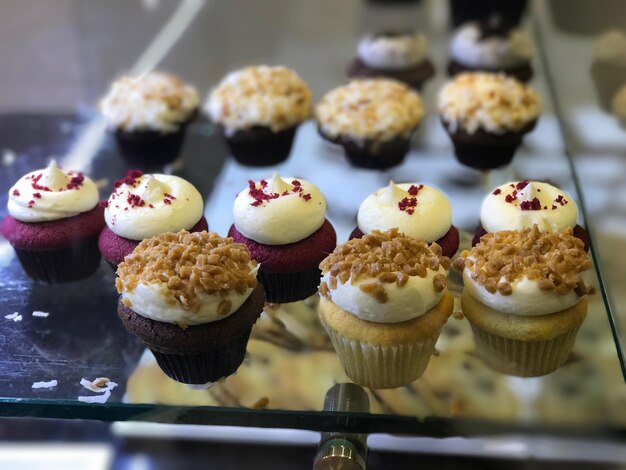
<box><xmin>248</xmin><ymin>179</ymin><xmax>312</xmax><ymax>207</ymax></box>
<box><xmin>12</xmin><ymin>189</ymin><xmax>20</xmax><ymax>196</ymax></box>
<box><xmin>33</xmin><ymin>192</ymin><xmax>42</xmax><ymax>199</ymax></box>
<box><xmin>114</xmin><ymin>170</ymin><xmax>144</xmax><ymax>189</ymax></box>
<box><xmin>30</xmin><ymin>174</ymin><xmax>51</xmax><ymax>192</ymax></box>
<box><xmin>127</xmin><ymin>194</ymin><xmax>145</xmax><ymax>208</ymax></box>
<box><xmin>397</xmin><ymin>185</ymin><xmax>424</xmax><ymax>215</ymax></box>
<box><xmin>555</xmin><ymin>194</ymin><xmax>568</xmax><ymax>206</ymax></box>
<box><xmin>100</xmin><ymin>201</ymin><xmax>109</xmax><ymax>208</ymax></box>
<box><xmin>520</xmin><ymin>197</ymin><xmax>541</xmax><ymax>211</ymax></box>
<box><xmin>66</xmin><ymin>173</ymin><xmax>85</xmax><ymax>190</ymax></box>
<box><xmin>492</xmin><ymin>188</ymin><xmax>502</xmax><ymax>195</ymax></box>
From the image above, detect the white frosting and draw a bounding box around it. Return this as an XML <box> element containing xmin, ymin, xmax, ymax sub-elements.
<box><xmin>480</xmin><ymin>181</ymin><xmax>578</xmax><ymax>233</ymax></box>
<box><xmin>357</xmin><ymin>33</ymin><xmax>428</xmax><ymax>70</ymax></box>
<box><xmin>205</xmin><ymin>66</ymin><xmax>312</xmax><ymax>136</ymax></box>
<box><xmin>593</xmin><ymin>30</ymin><xmax>626</xmax><ymax>66</ymax></box>
<box><xmin>7</xmin><ymin>160</ymin><xmax>99</xmax><ymax>222</ymax></box>
<box><xmin>322</xmin><ymin>267</ymin><xmax>446</xmax><ymax>324</ymax></box>
<box><xmin>105</xmin><ymin>174</ymin><xmax>203</xmax><ymax>240</ymax></box>
<box><xmin>357</xmin><ymin>182</ymin><xmax>452</xmax><ymax>242</ymax></box>
<box><xmin>122</xmin><ymin>264</ymin><xmax>258</xmax><ymax>326</ymax></box>
<box><xmin>100</xmin><ymin>72</ymin><xmax>200</xmax><ymax>132</ymax></box>
<box><xmin>233</xmin><ymin>174</ymin><xmax>326</xmax><ymax>245</ymax></box>
<box><xmin>463</xmin><ymin>269</ymin><xmax>590</xmax><ymax>316</ymax></box>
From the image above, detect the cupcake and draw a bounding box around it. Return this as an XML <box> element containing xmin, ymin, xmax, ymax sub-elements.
<box><xmin>590</xmin><ymin>30</ymin><xmax>626</xmax><ymax>111</ymax></box>
<box><xmin>228</xmin><ymin>174</ymin><xmax>336</xmax><ymax>304</ymax></box>
<box><xmin>100</xmin><ymin>72</ymin><xmax>200</xmax><ymax>168</ymax></box>
<box><xmin>346</xmin><ymin>32</ymin><xmax>435</xmax><ymax>89</ymax></box>
<box><xmin>316</xmin><ymin>79</ymin><xmax>424</xmax><ymax>169</ymax></box>
<box><xmin>205</xmin><ymin>66</ymin><xmax>312</xmax><ymax>166</ymax></box>
<box><xmin>454</xmin><ymin>226</ymin><xmax>593</xmax><ymax>377</ymax></box>
<box><xmin>448</xmin><ymin>19</ymin><xmax>534</xmax><ymax>82</ymax></box>
<box><xmin>438</xmin><ymin>72</ymin><xmax>541</xmax><ymax>169</ymax></box>
<box><xmin>472</xmin><ymin>180</ymin><xmax>589</xmax><ymax>250</ymax></box>
<box><xmin>1</xmin><ymin>161</ymin><xmax>104</xmax><ymax>282</ymax></box>
<box><xmin>116</xmin><ymin>231</ymin><xmax>264</xmax><ymax>385</ymax></box>
<box><xmin>349</xmin><ymin>181</ymin><xmax>459</xmax><ymax>258</ymax></box>
<box><xmin>318</xmin><ymin>229</ymin><xmax>454</xmax><ymax>389</ymax></box>
<box><xmin>449</xmin><ymin>0</ymin><xmax>527</xmax><ymax>28</ymax></box>
<box><xmin>98</xmin><ymin>170</ymin><xmax>207</xmax><ymax>269</ymax></box>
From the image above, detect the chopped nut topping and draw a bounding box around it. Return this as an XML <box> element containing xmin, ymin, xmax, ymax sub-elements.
<box><xmin>320</xmin><ymin>228</ymin><xmax>450</xmax><ymax>303</ymax></box>
<box><xmin>116</xmin><ymin>231</ymin><xmax>257</xmax><ymax>313</ymax></box>
<box><xmin>456</xmin><ymin>225</ymin><xmax>592</xmax><ymax>297</ymax></box>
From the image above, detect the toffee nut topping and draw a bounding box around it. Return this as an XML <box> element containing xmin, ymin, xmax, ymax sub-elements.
<box><xmin>455</xmin><ymin>225</ymin><xmax>592</xmax><ymax>297</ymax></box>
<box><xmin>116</xmin><ymin>231</ymin><xmax>257</xmax><ymax>313</ymax></box>
<box><xmin>319</xmin><ymin>228</ymin><xmax>450</xmax><ymax>303</ymax></box>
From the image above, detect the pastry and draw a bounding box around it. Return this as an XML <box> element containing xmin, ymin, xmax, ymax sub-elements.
<box><xmin>318</xmin><ymin>228</ymin><xmax>454</xmax><ymax>389</ymax></box>
<box><xmin>1</xmin><ymin>160</ymin><xmax>104</xmax><ymax>282</ymax></box>
<box><xmin>98</xmin><ymin>170</ymin><xmax>207</xmax><ymax>268</ymax></box>
<box><xmin>100</xmin><ymin>71</ymin><xmax>199</xmax><ymax>168</ymax></box>
<box><xmin>349</xmin><ymin>181</ymin><xmax>460</xmax><ymax>257</ymax></box>
<box><xmin>316</xmin><ymin>79</ymin><xmax>424</xmax><ymax>169</ymax></box>
<box><xmin>229</xmin><ymin>173</ymin><xmax>336</xmax><ymax>303</ymax></box>
<box><xmin>438</xmin><ymin>72</ymin><xmax>541</xmax><ymax>169</ymax></box>
<box><xmin>205</xmin><ymin>66</ymin><xmax>312</xmax><ymax>166</ymax></box>
<box><xmin>116</xmin><ymin>231</ymin><xmax>264</xmax><ymax>385</ymax></box>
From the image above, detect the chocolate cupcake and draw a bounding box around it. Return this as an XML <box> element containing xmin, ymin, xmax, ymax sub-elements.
<box><xmin>316</xmin><ymin>79</ymin><xmax>424</xmax><ymax>169</ymax></box>
<box><xmin>438</xmin><ymin>72</ymin><xmax>541</xmax><ymax>169</ymax></box>
<box><xmin>116</xmin><ymin>231</ymin><xmax>264</xmax><ymax>385</ymax></box>
<box><xmin>98</xmin><ymin>170</ymin><xmax>207</xmax><ymax>269</ymax></box>
<box><xmin>449</xmin><ymin>0</ymin><xmax>527</xmax><ymax>28</ymax></box>
<box><xmin>100</xmin><ymin>72</ymin><xmax>200</xmax><ymax>168</ymax></box>
<box><xmin>1</xmin><ymin>161</ymin><xmax>104</xmax><ymax>282</ymax></box>
<box><xmin>472</xmin><ymin>180</ymin><xmax>590</xmax><ymax>251</ymax></box>
<box><xmin>448</xmin><ymin>18</ymin><xmax>534</xmax><ymax>82</ymax></box>
<box><xmin>228</xmin><ymin>174</ymin><xmax>336</xmax><ymax>303</ymax></box>
<box><xmin>590</xmin><ymin>30</ymin><xmax>626</xmax><ymax>111</ymax></box>
<box><xmin>349</xmin><ymin>181</ymin><xmax>459</xmax><ymax>258</ymax></box>
<box><xmin>205</xmin><ymin>66</ymin><xmax>312</xmax><ymax>166</ymax></box>
<box><xmin>347</xmin><ymin>32</ymin><xmax>435</xmax><ymax>89</ymax></box>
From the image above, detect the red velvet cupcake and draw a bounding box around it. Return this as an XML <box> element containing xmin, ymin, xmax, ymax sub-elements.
<box><xmin>229</xmin><ymin>174</ymin><xmax>336</xmax><ymax>303</ymax></box>
<box><xmin>98</xmin><ymin>170</ymin><xmax>207</xmax><ymax>268</ymax></box>
<box><xmin>1</xmin><ymin>161</ymin><xmax>105</xmax><ymax>282</ymax></box>
<box><xmin>349</xmin><ymin>181</ymin><xmax>459</xmax><ymax>258</ymax></box>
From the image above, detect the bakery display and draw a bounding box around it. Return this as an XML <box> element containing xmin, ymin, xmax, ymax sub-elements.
<box><xmin>349</xmin><ymin>181</ymin><xmax>460</xmax><ymax>257</ymax></box>
<box><xmin>1</xmin><ymin>160</ymin><xmax>104</xmax><ymax>282</ymax></box>
<box><xmin>315</xmin><ymin>79</ymin><xmax>424</xmax><ymax>169</ymax></box>
<box><xmin>116</xmin><ymin>230</ymin><xmax>264</xmax><ymax>385</ymax></box>
<box><xmin>205</xmin><ymin>66</ymin><xmax>312</xmax><ymax>166</ymax></box>
<box><xmin>100</xmin><ymin>71</ymin><xmax>200</xmax><ymax>168</ymax></box>
<box><xmin>98</xmin><ymin>170</ymin><xmax>207</xmax><ymax>268</ymax></box>
<box><xmin>347</xmin><ymin>32</ymin><xmax>435</xmax><ymax>89</ymax></box>
<box><xmin>318</xmin><ymin>229</ymin><xmax>453</xmax><ymax>389</ymax></box>
<box><xmin>229</xmin><ymin>174</ymin><xmax>336</xmax><ymax>304</ymax></box>
<box><xmin>455</xmin><ymin>226</ymin><xmax>593</xmax><ymax>377</ymax></box>
<box><xmin>438</xmin><ymin>72</ymin><xmax>541</xmax><ymax>169</ymax></box>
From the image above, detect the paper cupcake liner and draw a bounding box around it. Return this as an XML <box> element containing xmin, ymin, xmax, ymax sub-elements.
<box><xmin>323</xmin><ymin>322</ymin><xmax>439</xmax><ymax>390</ymax></box>
<box><xmin>447</xmin><ymin>60</ymin><xmax>533</xmax><ymax>83</ymax></box>
<box><xmin>114</xmin><ymin>123</ymin><xmax>190</xmax><ymax>169</ymax></box>
<box><xmin>341</xmin><ymin>137</ymin><xmax>411</xmax><ymax>170</ymax></box>
<box><xmin>258</xmin><ymin>267</ymin><xmax>322</xmax><ymax>304</ymax></box>
<box><xmin>14</xmin><ymin>237</ymin><xmax>101</xmax><ymax>283</ymax></box>
<box><xmin>221</xmin><ymin>125</ymin><xmax>297</xmax><ymax>166</ymax></box>
<box><xmin>450</xmin><ymin>138</ymin><xmax>520</xmax><ymax>170</ymax></box>
<box><xmin>470</xmin><ymin>324</ymin><xmax>581</xmax><ymax>377</ymax></box>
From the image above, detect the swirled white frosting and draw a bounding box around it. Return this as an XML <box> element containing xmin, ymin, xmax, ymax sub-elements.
<box><xmin>104</xmin><ymin>173</ymin><xmax>204</xmax><ymax>240</ymax></box>
<box><xmin>480</xmin><ymin>181</ymin><xmax>578</xmax><ymax>233</ymax></box>
<box><xmin>233</xmin><ymin>173</ymin><xmax>326</xmax><ymax>245</ymax></box>
<box><xmin>7</xmin><ymin>160</ymin><xmax>99</xmax><ymax>222</ymax></box>
<box><xmin>450</xmin><ymin>23</ymin><xmax>533</xmax><ymax>68</ymax></box>
<box><xmin>100</xmin><ymin>72</ymin><xmax>200</xmax><ymax>132</ymax></box>
<box><xmin>593</xmin><ymin>30</ymin><xmax>626</xmax><ymax>66</ymax></box>
<box><xmin>122</xmin><ymin>263</ymin><xmax>258</xmax><ymax>326</ymax></box>
<box><xmin>205</xmin><ymin>66</ymin><xmax>312</xmax><ymax>136</ymax></box>
<box><xmin>322</xmin><ymin>267</ymin><xmax>446</xmax><ymax>323</ymax></box>
<box><xmin>357</xmin><ymin>182</ymin><xmax>452</xmax><ymax>242</ymax></box>
<box><xmin>463</xmin><ymin>268</ymin><xmax>590</xmax><ymax>316</ymax></box>
<box><xmin>357</xmin><ymin>33</ymin><xmax>428</xmax><ymax>70</ymax></box>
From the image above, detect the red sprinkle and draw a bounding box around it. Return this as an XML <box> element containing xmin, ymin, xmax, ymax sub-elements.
<box><xmin>492</xmin><ymin>188</ymin><xmax>502</xmax><ymax>195</ymax></box>
<box><xmin>520</xmin><ymin>197</ymin><xmax>542</xmax><ymax>211</ymax></box>
<box><xmin>555</xmin><ymin>194</ymin><xmax>568</xmax><ymax>206</ymax></box>
<box><xmin>407</xmin><ymin>184</ymin><xmax>424</xmax><ymax>196</ymax></box>
<box><xmin>11</xmin><ymin>189</ymin><xmax>20</xmax><ymax>196</ymax></box>
<box><xmin>302</xmin><ymin>194</ymin><xmax>312</xmax><ymax>201</ymax></box>
<box><xmin>163</xmin><ymin>193</ymin><xmax>176</xmax><ymax>200</ymax></box>
<box><xmin>66</xmin><ymin>173</ymin><xmax>85</xmax><ymax>190</ymax></box>
<box><xmin>99</xmin><ymin>201</ymin><xmax>109</xmax><ymax>208</ymax></box>
<box><xmin>127</xmin><ymin>193</ymin><xmax>145</xmax><ymax>208</ymax></box>
<box><xmin>163</xmin><ymin>198</ymin><xmax>172</xmax><ymax>205</ymax></box>
<box><xmin>31</xmin><ymin>173</ymin><xmax>51</xmax><ymax>192</ymax></box>
<box><xmin>505</xmin><ymin>193</ymin><xmax>517</xmax><ymax>203</ymax></box>
<box><xmin>28</xmin><ymin>200</ymin><xmax>35</xmax><ymax>207</ymax></box>
<box><xmin>515</xmin><ymin>180</ymin><xmax>529</xmax><ymax>190</ymax></box>
<box><xmin>33</xmin><ymin>193</ymin><xmax>42</xmax><ymax>199</ymax></box>
<box><xmin>551</xmin><ymin>205</ymin><xmax>557</xmax><ymax>210</ymax></box>
<box><xmin>114</xmin><ymin>170</ymin><xmax>144</xmax><ymax>189</ymax></box>
<box><xmin>149</xmin><ymin>204</ymin><xmax>154</xmax><ymax>208</ymax></box>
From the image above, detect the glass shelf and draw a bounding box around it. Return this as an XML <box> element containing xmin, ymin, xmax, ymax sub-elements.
<box><xmin>0</xmin><ymin>0</ymin><xmax>625</xmax><ymax>439</ymax></box>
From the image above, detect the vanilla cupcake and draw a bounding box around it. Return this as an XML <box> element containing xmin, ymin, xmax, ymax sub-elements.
<box><xmin>316</xmin><ymin>79</ymin><xmax>424</xmax><ymax>169</ymax></box>
<box><xmin>448</xmin><ymin>19</ymin><xmax>534</xmax><ymax>82</ymax></box>
<box><xmin>100</xmin><ymin>72</ymin><xmax>200</xmax><ymax>168</ymax></box>
<box><xmin>206</xmin><ymin>66</ymin><xmax>312</xmax><ymax>166</ymax></box>
<box><xmin>473</xmin><ymin>180</ymin><xmax>589</xmax><ymax>250</ymax></box>
<box><xmin>319</xmin><ymin>229</ymin><xmax>454</xmax><ymax>389</ymax></box>
<box><xmin>347</xmin><ymin>32</ymin><xmax>435</xmax><ymax>89</ymax></box>
<box><xmin>350</xmin><ymin>181</ymin><xmax>460</xmax><ymax>257</ymax></box>
<box><xmin>455</xmin><ymin>226</ymin><xmax>593</xmax><ymax>377</ymax></box>
<box><xmin>98</xmin><ymin>170</ymin><xmax>207</xmax><ymax>268</ymax></box>
<box><xmin>438</xmin><ymin>72</ymin><xmax>541</xmax><ymax>169</ymax></box>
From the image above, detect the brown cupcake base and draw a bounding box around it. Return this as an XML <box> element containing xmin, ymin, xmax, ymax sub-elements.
<box><xmin>447</xmin><ymin>59</ymin><xmax>533</xmax><ymax>83</ymax></box>
<box><xmin>219</xmin><ymin>124</ymin><xmax>297</xmax><ymax>166</ymax></box>
<box><xmin>347</xmin><ymin>57</ymin><xmax>435</xmax><ymax>90</ymax></box>
<box><xmin>258</xmin><ymin>267</ymin><xmax>322</xmax><ymax>304</ymax></box>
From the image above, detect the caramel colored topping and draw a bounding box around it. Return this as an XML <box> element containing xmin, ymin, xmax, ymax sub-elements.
<box><xmin>116</xmin><ymin>231</ymin><xmax>257</xmax><ymax>313</ymax></box>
